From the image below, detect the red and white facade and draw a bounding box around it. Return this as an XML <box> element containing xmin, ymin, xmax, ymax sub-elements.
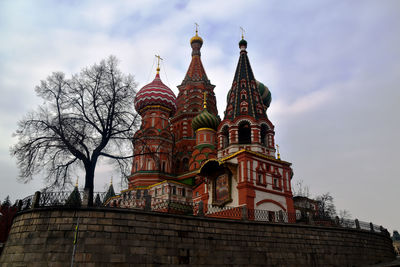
<box><xmin>110</xmin><ymin>32</ymin><xmax>295</xmax><ymax>217</ymax></box>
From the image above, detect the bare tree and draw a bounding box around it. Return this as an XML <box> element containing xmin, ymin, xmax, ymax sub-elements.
<box><xmin>338</xmin><ymin>209</ymin><xmax>352</xmax><ymax>220</ymax></box>
<box><xmin>11</xmin><ymin>56</ymin><xmax>139</xmax><ymax>206</ymax></box>
<box><xmin>292</xmin><ymin>179</ymin><xmax>310</xmax><ymax>198</ymax></box>
<box><xmin>316</xmin><ymin>192</ymin><xmax>336</xmax><ymax>219</ymax></box>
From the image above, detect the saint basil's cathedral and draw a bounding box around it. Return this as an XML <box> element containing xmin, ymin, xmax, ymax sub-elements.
<box><xmin>109</xmin><ymin>29</ymin><xmax>295</xmax><ymax>216</ymax></box>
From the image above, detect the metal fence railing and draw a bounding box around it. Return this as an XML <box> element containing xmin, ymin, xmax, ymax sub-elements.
<box><xmin>14</xmin><ymin>191</ymin><xmax>389</xmax><ymax>236</ymax></box>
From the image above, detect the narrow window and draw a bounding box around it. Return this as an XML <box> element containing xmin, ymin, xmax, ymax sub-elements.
<box><xmin>273</xmin><ymin>178</ymin><xmax>278</xmax><ymax>188</ymax></box>
<box><xmin>260</xmin><ymin>124</ymin><xmax>268</xmax><ymax>146</ymax></box>
<box><xmin>238</xmin><ymin>121</ymin><xmax>251</xmax><ymax>144</ymax></box>
<box><xmin>222</xmin><ymin>126</ymin><xmax>229</xmax><ymax>148</ymax></box>
<box><xmin>182</xmin><ymin>188</ymin><xmax>186</xmax><ymax>197</ymax></box>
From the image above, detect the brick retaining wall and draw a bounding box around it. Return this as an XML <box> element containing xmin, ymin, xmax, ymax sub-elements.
<box><xmin>0</xmin><ymin>207</ymin><xmax>395</xmax><ymax>266</ymax></box>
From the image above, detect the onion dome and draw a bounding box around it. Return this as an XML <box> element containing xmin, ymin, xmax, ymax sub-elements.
<box><xmin>192</xmin><ymin>108</ymin><xmax>220</xmax><ymax>131</ymax></box>
<box><xmin>190</xmin><ymin>29</ymin><xmax>203</xmax><ymax>45</ymax></box>
<box><xmin>239</xmin><ymin>38</ymin><xmax>247</xmax><ymax>48</ymax></box>
<box><xmin>256</xmin><ymin>81</ymin><xmax>272</xmax><ymax>108</ymax></box>
<box><xmin>134</xmin><ymin>72</ymin><xmax>176</xmax><ymax>115</ymax></box>
<box><xmin>192</xmin><ymin>93</ymin><xmax>220</xmax><ymax>131</ymax></box>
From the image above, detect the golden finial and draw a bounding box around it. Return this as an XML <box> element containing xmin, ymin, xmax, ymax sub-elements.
<box><xmin>276</xmin><ymin>144</ymin><xmax>281</xmax><ymax>160</ymax></box>
<box><xmin>203</xmin><ymin>91</ymin><xmax>207</xmax><ymax>109</ymax></box>
<box><xmin>110</xmin><ymin>177</ymin><xmax>113</xmax><ymax>185</ymax></box>
<box><xmin>155</xmin><ymin>55</ymin><xmax>163</xmax><ymax>74</ymax></box>
<box><xmin>190</xmin><ymin>22</ymin><xmax>203</xmax><ymax>44</ymax></box>
<box><xmin>195</xmin><ymin>22</ymin><xmax>199</xmax><ymax>36</ymax></box>
<box><xmin>240</xmin><ymin>26</ymin><xmax>245</xmax><ymax>39</ymax></box>
<box><xmin>75</xmin><ymin>177</ymin><xmax>78</xmax><ymax>187</ymax></box>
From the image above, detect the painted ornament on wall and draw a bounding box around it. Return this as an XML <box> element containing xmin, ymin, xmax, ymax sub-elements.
<box><xmin>213</xmin><ymin>172</ymin><xmax>231</xmax><ymax>206</ymax></box>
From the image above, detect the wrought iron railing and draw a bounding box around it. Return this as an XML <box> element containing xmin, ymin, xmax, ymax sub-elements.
<box><xmin>15</xmin><ymin>191</ymin><xmax>389</xmax><ymax>235</ymax></box>
<box><xmin>20</xmin><ymin>195</ymin><xmax>34</xmax><ymax>210</ymax></box>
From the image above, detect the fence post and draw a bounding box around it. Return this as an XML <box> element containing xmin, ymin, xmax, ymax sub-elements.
<box><xmin>198</xmin><ymin>200</ymin><xmax>204</xmax><ymax>217</ymax></box>
<box><xmin>369</xmin><ymin>222</ymin><xmax>374</xmax><ymax>232</ymax></box>
<box><xmin>381</xmin><ymin>227</ymin><xmax>390</xmax><ymax>237</ymax></box>
<box><xmin>144</xmin><ymin>195</ymin><xmax>151</xmax><ymax>212</ymax></box>
<box><xmin>32</xmin><ymin>191</ymin><xmax>41</xmax><ymax>208</ymax></box>
<box><xmin>335</xmin><ymin>216</ymin><xmax>340</xmax><ymax>226</ymax></box>
<box><xmin>241</xmin><ymin>205</ymin><xmax>248</xmax><ymax>221</ymax></box>
<box><xmin>355</xmin><ymin>219</ymin><xmax>360</xmax><ymax>229</ymax></box>
<box><xmin>17</xmin><ymin>200</ymin><xmax>23</xmax><ymax>211</ymax></box>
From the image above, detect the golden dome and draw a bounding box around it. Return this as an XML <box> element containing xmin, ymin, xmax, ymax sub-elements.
<box><xmin>190</xmin><ymin>32</ymin><xmax>203</xmax><ymax>44</ymax></box>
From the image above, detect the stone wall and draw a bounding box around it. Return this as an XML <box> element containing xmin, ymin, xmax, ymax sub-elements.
<box><xmin>0</xmin><ymin>207</ymin><xmax>395</xmax><ymax>266</ymax></box>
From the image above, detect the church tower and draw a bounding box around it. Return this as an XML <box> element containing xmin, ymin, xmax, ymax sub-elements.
<box><xmin>189</xmin><ymin>92</ymin><xmax>220</xmax><ymax>171</ymax></box>
<box><xmin>214</xmin><ymin>36</ymin><xmax>294</xmax><ymax>213</ymax></box>
<box><xmin>129</xmin><ymin>59</ymin><xmax>177</xmax><ymax>187</ymax></box>
<box><xmin>171</xmin><ymin>28</ymin><xmax>218</xmax><ymax>177</ymax></box>
<box><xmin>218</xmin><ymin>37</ymin><xmax>274</xmax><ymax>157</ymax></box>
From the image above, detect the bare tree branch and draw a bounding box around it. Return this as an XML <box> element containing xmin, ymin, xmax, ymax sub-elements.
<box><xmin>10</xmin><ymin>56</ymin><xmax>138</xmax><ymax>206</ymax></box>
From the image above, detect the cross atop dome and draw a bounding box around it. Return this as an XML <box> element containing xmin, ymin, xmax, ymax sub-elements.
<box><xmin>134</xmin><ymin>55</ymin><xmax>176</xmax><ymax>115</ymax></box>
<box><xmin>155</xmin><ymin>54</ymin><xmax>163</xmax><ymax>74</ymax></box>
<box><xmin>190</xmin><ymin>22</ymin><xmax>203</xmax><ymax>46</ymax></box>
<box><xmin>240</xmin><ymin>26</ymin><xmax>245</xmax><ymax>39</ymax></box>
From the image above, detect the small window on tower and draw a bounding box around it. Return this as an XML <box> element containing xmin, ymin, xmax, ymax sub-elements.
<box><xmin>258</xmin><ymin>174</ymin><xmax>263</xmax><ymax>184</ymax></box>
<box><xmin>182</xmin><ymin>188</ymin><xmax>186</xmax><ymax>197</ymax></box>
<box><xmin>273</xmin><ymin>178</ymin><xmax>281</xmax><ymax>190</ymax></box>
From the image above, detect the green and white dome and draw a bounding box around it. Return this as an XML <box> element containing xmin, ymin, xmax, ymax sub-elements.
<box><xmin>256</xmin><ymin>81</ymin><xmax>271</xmax><ymax>108</ymax></box>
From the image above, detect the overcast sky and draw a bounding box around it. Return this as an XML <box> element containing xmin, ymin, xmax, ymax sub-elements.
<box><xmin>0</xmin><ymin>1</ymin><xmax>399</xmax><ymax>232</ymax></box>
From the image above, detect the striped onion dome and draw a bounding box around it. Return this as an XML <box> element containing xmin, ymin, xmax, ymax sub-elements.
<box><xmin>134</xmin><ymin>73</ymin><xmax>176</xmax><ymax>114</ymax></box>
<box><xmin>256</xmin><ymin>80</ymin><xmax>272</xmax><ymax>108</ymax></box>
<box><xmin>192</xmin><ymin>108</ymin><xmax>220</xmax><ymax>132</ymax></box>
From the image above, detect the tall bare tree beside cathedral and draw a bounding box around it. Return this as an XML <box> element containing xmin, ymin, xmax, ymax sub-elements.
<box><xmin>11</xmin><ymin>56</ymin><xmax>139</xmax><ymax>206</ymax></box>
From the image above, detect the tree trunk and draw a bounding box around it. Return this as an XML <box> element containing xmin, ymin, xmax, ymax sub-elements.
<box><xmin>84</xmin><ymin>164</ymin><xmax>95</xmax><ymax>207</ymax></box>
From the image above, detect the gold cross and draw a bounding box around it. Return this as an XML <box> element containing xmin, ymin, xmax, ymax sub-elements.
<box><xmin>240</xmin><ymin>26</ymin><xmax>245</xmax><ymax>39</ymax></box>
<box><xmin>155</xmin><ymin>54</ymin><xmax>163</xmax><ymax>73</ymax></box>
<box><xmin>195</xmin><ymin>22</ymin><xmax>199</xmax><ymax>34</ymax></box>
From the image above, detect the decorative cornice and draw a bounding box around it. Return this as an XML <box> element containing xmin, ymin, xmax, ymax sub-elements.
<box><xmin>220</xmin><ymin>149</ymin><xmax>291</xmax><ymax>166</ymax></box>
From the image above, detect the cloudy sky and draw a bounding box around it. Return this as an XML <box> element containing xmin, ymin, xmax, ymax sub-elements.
<box><xmin>0</xmin><ymin>1</ymin><xmax>399</xmax><ymax>232</ymax></box>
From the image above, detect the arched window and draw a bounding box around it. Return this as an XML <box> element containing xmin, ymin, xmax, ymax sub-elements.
<box><xmin>260</xmin><ymin>124</ymin><xmax>268</xmax><ymax>146</ymax></box>
<box><xmin>222</xmin><ymin>126</ymin><xmax>229</xmax><ymax>148</ymax></box>
<box><xmin>238</xmin><ymin>121</ymin><xmax>251</xmax><ymax>144</ymax></box>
